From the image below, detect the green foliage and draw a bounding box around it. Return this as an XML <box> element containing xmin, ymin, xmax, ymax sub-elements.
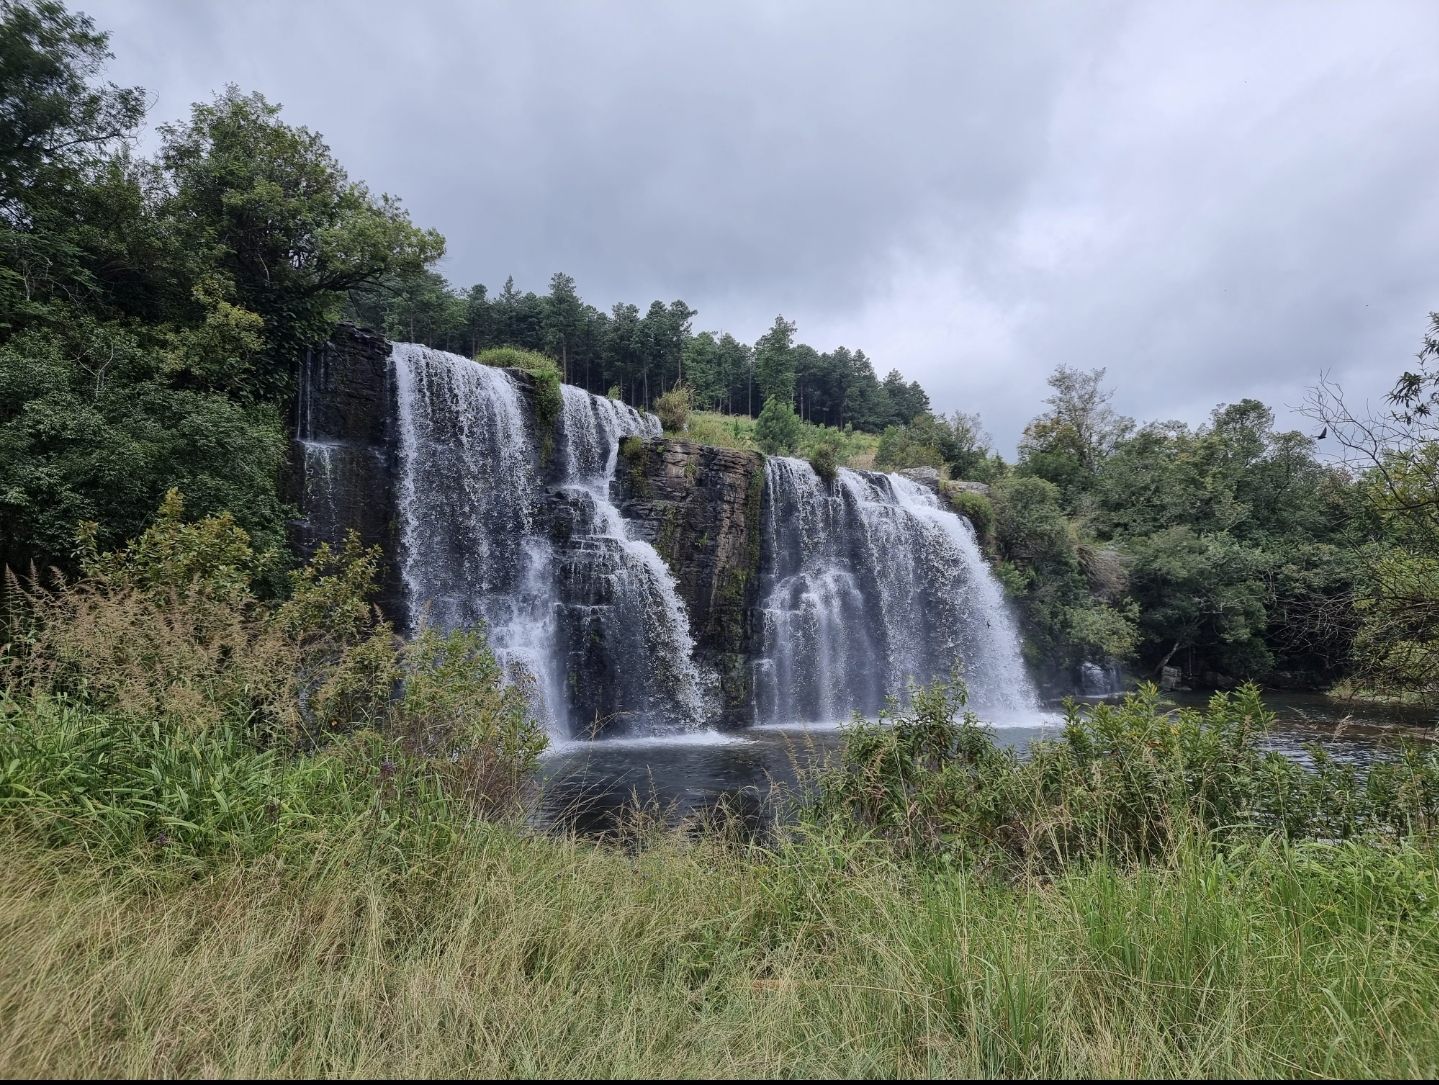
<box><xmin>945</xmin><ymin>486</ymin><xmax>994</xmax><ymax>544</ymax></box>
<box><xmin>807</xmin><ymin>433</ymin><xmax>843</xmax><ymax>484</ymax></box>
<box><xmin>874</xmin><ymin>422</ymin><xmax>944</xmax><ymax>471</ymax></box>
<box><xmin>0</xmin><ymin>310</ymin><xmax>292</xmax><ymax>578</ymax></box>
<box><xmin>1127</xmin><ymin>527</ymin><xmax>1271</xmax><ymax>678</ymax></box>
<box><xmin>753</xmin><ymin>314</ymin><xmax>797</xmax><ymax>403</ymax></box>
<box><xmin>390</xmin><ymin>628</ymin><xmax>546</xmax><ymax>818</ymax></box>
<box><xmin>999</xmin><ymin>364</ymin><xmax>1362</xmax><ymax>689</ymax></box>
<box><xmin>654</xmin><ymin>383</ymin><xmax>694</xmax><ymax>434</ymax></box>
<box><xmin>990</xmin><ymin>476</ymin><xmax>1139</xmax><ymax>677</ymax></box>
<box><xmin>0</xmin><ymin>494</ymin><xmax>544</xmax><ymax>860</ymax></box>
<box><xmin>0</xmin><ymin>0</ymin><xmax>145</xmax><ymax>325</ymax></box>
<box><xmin>755</xmin><ymin>397</ymin><xmax>803</xmax><ymax>456</ymax></box>
<box><xmin>874</xmin><ymin>410</ymin><xmax>996</xmax><ymax>476</ymax></box>
<box><xmin>0</xmin><ymin>14</ymin><xmax>448</xmax><ymax>578</ymax></box>
<box><xmin>810</xmin><ymin>676</ymin><xmax>1439</xmax><ymax>870</ymax></box>
<box><xmin>477</xmin><ymin>345</ymin><xmax>562</xmax><ymax>432</ymax></box>
<box><xmin>1018</xmin><ymin>365</ymin><xmax>1128</xmax><ymax>509</ymax></box>
<box><xmin>156</xmin><ymin>87</ymin><xmax>443</xmax><ymax>391</ymax></box>
<box><xmin>1302</xmin><ymin>320</ymin><xmax>1439</xmax><ymax>703</ymax></box>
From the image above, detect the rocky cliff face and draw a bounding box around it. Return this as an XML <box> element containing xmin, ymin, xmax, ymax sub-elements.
<box><xmin>286</xmin><ymin>323</ymin><xmax>406</xmax><ymax>624</ymax></box>
<box><xmin>615</xmin><ymin>439</ymin><xmax>766</xmax><ymax>727</ymax></box>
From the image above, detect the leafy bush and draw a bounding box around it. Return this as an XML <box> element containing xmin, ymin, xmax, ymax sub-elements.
<box><xmin>807</xmin><ymin>434</ymin><xmax>842</xmax><ymax>484</ymax></box>
<box><xmin>806</xmin><ymin>676</ymin><xmax>1439</xmax><ymax>870</ymax></box>
<box><xmin>654</xmin><ymin>384</ymin><xmax>694</xmax><ymax>434</ymax></box>
<box><xmin>0</xmin><ymin>492</ymin><xmax>545</xmax><ymax>857</ymax></box>
<box><xmin>946</xmin><ymin>486</ymin><xmax>994</xmax><ymax>543</ymax></box>
<box><xmin>390</xmin><ymin>628</ymin><xmax>545</xmax><ymax>817</ymax></box>
<box><xmin>5</xmin><ymin>490</ymin><xmax>397</xmax><ymax>744</ymax></box>
<box><xmin>873</xmin><ymin>423</ymin><xmax>945</xmax><ymax>471</ymax></box>
<box><xmin>987</xmin><ymin>475</ymin><xmax>1142</xmax><ymax>680</ymax></box>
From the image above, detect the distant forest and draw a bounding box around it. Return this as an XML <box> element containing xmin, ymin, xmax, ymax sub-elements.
<box><xmin>346</xmin><ymin>272</ymin><xmax>932</xmax><ymax>432</ymax></box>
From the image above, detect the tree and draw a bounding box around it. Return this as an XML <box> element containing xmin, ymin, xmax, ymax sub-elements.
<box><xmin>1302</xmin><ymin>310</ymin><xmax>1439</xmax><ymax>700</ymax></box>
<box><xmin>542</xmin><ymin>272</ymin><xmax>583</xmax><ymax>382</ymax></box>
<box><xmin>0</xmin><ymin>0</ymin><xmax>147</xmax><ymax>330</ymax></box>
<box><xmin>989</xmin><ymin>475</ymin><xmax>1139</xmax><ymax>679</ymax></box>
<box><xmin>0</xmin><ymin>0</ymin><xmax>145</xmax><ymax>227</ymax></box>
<box><xmin>881</xmin><ymin>369</ymin><xmax>929</xmax><ymax>425</ymax></box>
<box><xmin>1019</xmin><ymin>365</ymin><xmax>1129</xmax><ymax>508</ymax></box>
<box><xmin>755</xmin><ymin>396</ymin><xmax>802</xmax><ymax>455</ymax></box>
<box><xmin>157</xmin><ymin>87</ymin><xmax>443</xmax><ymax>395</ymax></box>
<box><xmin>1127</xmin><ymin>527</ymin><xmax>1272</xmax><ymax>680</ymax></box>
<box><xmin>754</xmin><ymin>315</ymin><xmax>797</xmax><ymax>404</ymax></box>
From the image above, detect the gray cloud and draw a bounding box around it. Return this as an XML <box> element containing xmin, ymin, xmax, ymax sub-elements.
<box><xmin>100</xmin><ymin>0</ymin><xmax>1439</xmax><ymax>450</ymax></box>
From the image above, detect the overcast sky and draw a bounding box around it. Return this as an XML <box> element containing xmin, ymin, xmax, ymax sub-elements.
<box><xmin>99</xmin><ymin>0</ymin><xmax>1439</xmax><ymax>452</ymax></box>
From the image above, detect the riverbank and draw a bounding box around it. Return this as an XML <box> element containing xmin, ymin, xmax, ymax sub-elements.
<box><xmin>3</xmin><ymin>825</ymin><xmax>1438</xmax><ymax>1078</ymax></box>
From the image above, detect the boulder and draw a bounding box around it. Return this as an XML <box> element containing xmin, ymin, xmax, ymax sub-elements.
<box><xmin>899</xmin><ymin>466</ymin><xmax>942</xmax><ymax>491</ymax></box>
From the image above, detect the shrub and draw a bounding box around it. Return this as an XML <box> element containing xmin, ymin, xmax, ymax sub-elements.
<box><xmin>805</xmin><ymin>676</ymin><xmax>1439</xmax><ymax>871</ymax></box>
<box><xmin>5</xmin><ymin>491</ymin><xmax>397</xmax><ymax>744</ymax></box>
<box><xmin>755</xmin><ymin>398</ymin><xmax>802</xmax><ymax>455</ymax></box>
<box><xmin>874</xmin><ymin>423</ymin><xmax>944</xmax><ymax>472</ymax></box>
<box><xmin>654</xmin><ymin>384</ymin><xmax>694</xmax><ymax>434</ymax></box>
<box><xmin>390</xmin><ymin>628</ymin><xmax>546</xmax><ymax>816</ymax></box>
<box><xmin>807</xmin><ymin>434</ymin><xmax>842</xmax><ymax>484</ymax></box>
<box><xmin>946</xmin><ymin>486</ymin><xmax>994</xmax><ymax>543</ymax></box>
<box><xmin>0</xmin><ymin>492</ymin><xmax>544</xmax><ymax>857</ymax></box>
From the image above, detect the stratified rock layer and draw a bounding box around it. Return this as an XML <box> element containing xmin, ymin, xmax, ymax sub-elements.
<box><xmin>615</xmin><ymin>438</ymin><xmax>766</xmax><ymax>727</ymax></box>
<box><xmin>287</xmin><ymin>323</ymin><xmax>406</xmax><ymax>624</ymax></box>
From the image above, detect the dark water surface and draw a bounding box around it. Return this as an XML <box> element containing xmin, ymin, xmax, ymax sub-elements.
<box><xmin>535</xmin><ymin>692</ymin><xmax>1437</xmax><ymax>836</ymax></box>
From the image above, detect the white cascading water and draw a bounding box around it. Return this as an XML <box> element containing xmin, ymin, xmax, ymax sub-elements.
<box><xmin>392</xmin><ymin>343</ymin><xmax>569</xmax><ymax>732</ymax></box>
<box><xmin>392</xmin><ymin>343</ymin><xmax>714</xmax><ymax>739</ymax></box>
<box><xmin>754</xmin><ymin>457</ymin><xmax>1039</xmax><ymax>724</ymax></box>
<box><xmin>552</xmin><ymin>386</ymin><xmax>714</xmax><ymax>735</ymax></box>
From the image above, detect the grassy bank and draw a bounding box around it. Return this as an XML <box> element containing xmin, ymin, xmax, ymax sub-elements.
<box><xmin>686</xmin><ymin>409</ymin><xmax>881</xmax><ymax>469</ymax></box>
<box><xmin>3</xmin><ymin>824</ymin><xmax>1438</xmax><ymax>1078</ymax></box>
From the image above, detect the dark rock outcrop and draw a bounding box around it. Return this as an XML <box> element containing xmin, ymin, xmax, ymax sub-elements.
<box><xmin>615</xmin><ymin>438</ymin><xmax>766</xmax><ymax>727</ymax></box>
<box><xmin>286</xmin><ymin>323</ymin><xmax>406</xmax><ymax>624</ymax></box>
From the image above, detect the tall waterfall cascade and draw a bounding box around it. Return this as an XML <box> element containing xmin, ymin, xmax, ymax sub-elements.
<box><xmin>754</xmin><ymin>457</ymin><xmax>1040</xmax><ymax>724</ymax></box>
<box><xmin>392</xmin><ymin>343</ymin><xmax>713</xmax><ymax>739</ymax></box>
<box><xmin>299</xmin><ymin>330</ymin><xmax>1042</xmax><ymax>741</ymax></box>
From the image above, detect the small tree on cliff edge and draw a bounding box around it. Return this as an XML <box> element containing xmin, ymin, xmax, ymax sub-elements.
<box><xmin>756</xmin><ymin>397</ymin><xmax>802</xmax><ymax>455</ymax></box>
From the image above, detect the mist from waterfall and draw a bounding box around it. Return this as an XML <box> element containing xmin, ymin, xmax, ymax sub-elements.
<box><xmin>754</xmin><ymin>457</ymin><xmax>1039</xmax><ymax>724</ymax></box>
<box><xmin>391</xmin><ymin>343</ymin><xmax>713</xmax><ymax>739</ymax></box>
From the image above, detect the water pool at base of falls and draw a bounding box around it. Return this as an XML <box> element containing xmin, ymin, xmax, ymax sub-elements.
<box><xmin>534</xmin><ymin>692</ymin><xmax>1438</xmax><ymax>837</ymax></box>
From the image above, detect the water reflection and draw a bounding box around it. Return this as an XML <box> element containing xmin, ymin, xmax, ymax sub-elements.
<box><xmin>536</xmin><ymin>692</ymin><xmax>1436</xmax><ymax>837</ymax></box>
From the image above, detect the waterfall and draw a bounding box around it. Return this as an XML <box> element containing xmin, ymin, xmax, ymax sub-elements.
<box><xmin>551</xmin><ymin>386</ymin><xmax>714</xmax><ymax>736</ymax></box>
<box><xmin>391</xmin><ymin>343</ymin><xmax>713</xmax><ymax>738</ymax></box>
<box><xmin>755</xmin><ymin>457</ymin><xmax>1039</xmax><ymax>723</ymax></box>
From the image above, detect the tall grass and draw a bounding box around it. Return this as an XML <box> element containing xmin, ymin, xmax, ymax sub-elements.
<box><xmin>1</xmin><ymin>824</ymin><xmax>1437</xmax><ymax>1078</ymax></box>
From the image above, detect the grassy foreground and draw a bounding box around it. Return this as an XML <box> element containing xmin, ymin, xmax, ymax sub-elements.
<box><xmin>2</xmin><ymin>824</ymin><xmax>1439</xmax><ymax>1078</ymax></box>
<box><xmin>6</xmin><ymin>507</ymin><xmax>1439</xmax><ymax>1078</ymax></box>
